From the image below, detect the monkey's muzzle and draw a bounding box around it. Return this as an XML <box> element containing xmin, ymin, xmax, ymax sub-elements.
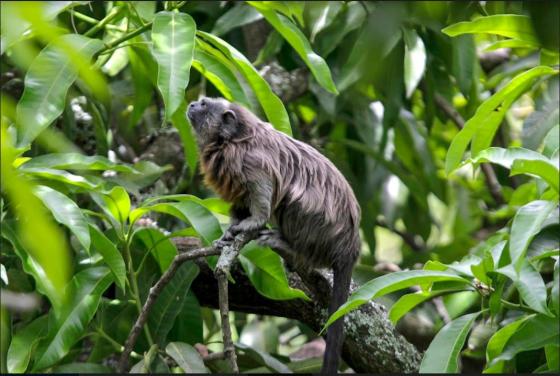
<box><xmin>187</xmin><ymin>99</ymin><xmax>207</xmax><ymax>129</ymax></box>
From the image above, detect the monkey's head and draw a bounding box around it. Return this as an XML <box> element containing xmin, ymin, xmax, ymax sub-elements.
<box><xmin>187</xmin><ymin>97</ymin><xmax>245</xmax><ymax>146</ymax></box>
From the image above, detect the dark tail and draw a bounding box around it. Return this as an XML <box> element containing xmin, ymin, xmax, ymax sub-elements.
<box><xmin>321</xmin><ymin>262</ymin><xmax>353</xmax><ymax>374</ymax></box>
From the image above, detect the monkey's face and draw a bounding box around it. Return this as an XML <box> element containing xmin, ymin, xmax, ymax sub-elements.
<box><xmin>187</xmin><ymin>97</ymin><xmax>238</xmax><ymax>145</ymax></box>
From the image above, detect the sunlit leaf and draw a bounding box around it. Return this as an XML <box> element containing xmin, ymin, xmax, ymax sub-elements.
<box><xmin>20</xmin><ymin>153</ymin><xmax>137</xmax><ymax>172</ymax></box>
<box><xmin>484</xmin><ymin>315</ymin><xmax>530</xmax><ymax>372</ymax></box>
<box><xmin>389</xmin><ymin>290</ymin><xmax>460</xmax><ymax>325</ymax></box>
<box><xmin>6</xmin><ymin>315</ymin><xmax>48</xmax><ymax>373</ymax></box>
<box><xmin>151</xmin><ymin>11</ymin><xmax>196</xmax><ymax>120</ymax></box>
<box><xmin>16</xmin><ymin>34</ymin><xmax>103</xmax><ymax>146</ymax></box>
<box><xmin>89</xmin><ymin>225</ymin><xmax>126</xmax><ymax>292</ymax></box>
<box><xmin>325</xmin><ymin>270</ymin><xmax>470</xmax><ymax>329</ymax></box>
<box><xmin>403</xmin><ymin>28</ymin><xmax>426</xmax><ymax>98</ymax></box>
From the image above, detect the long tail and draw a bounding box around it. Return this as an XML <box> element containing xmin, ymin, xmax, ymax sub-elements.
<box><xmin>321</xmin><ymin>262</ymin><xmax>353</xmax><ymax>374</ymax></box>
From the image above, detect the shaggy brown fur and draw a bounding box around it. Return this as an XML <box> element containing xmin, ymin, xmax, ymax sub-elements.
<box><xmin>187</xmin><ymin>97</ymin><xmax>361</xmax><ymax>374</ymax></box>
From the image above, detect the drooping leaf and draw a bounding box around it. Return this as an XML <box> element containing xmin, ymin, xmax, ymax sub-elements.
<box><xmin>496</xmin><ymin>261</ymin><xmax>551</xmax><ymax>315</ymax></box>
<box><xmin>249</xmin><ymin>3</ymin><xmax>338</xmax><ymax>94</ymax></box>
<box><xmin>165</xmin><ymin>342</ymin><xmax>209</xmax><ymax>373</ymax></box>
<box><xmin>325</xmin><ymin>270</ymin><xmax>470</xmax><ymax>329</ymax></box>
<box><xmin>33</xmin><ymin>185</ymin><xmax>90</xmax><ymax>252</ymax></box>
<box><xmin>403</xmin><ymin>28</ymin><xmax>426</xmax><ymax>98</ymax></box>
<box><xmin>23</xmin><ymin>167</ymin><xmax>103</xmax><ymax>191</ymax></box>
<box><xmin>6</xmin><ymin>315</ymin><xmax>49</xmax><ymax>373</ymax></box>
<box><xmin>134</xmin><ymin>227</ymin><xmax>177</xmax><ymax>272</ymax></box>
<box><xmin>445</xmin><ymin>66</ymin><xmax>557</xmax><ymax>174</ymax></box>
<box><xmin>172</xmin><ymin>101</ymin><xmax>198</xmax><ymax>178</ymax></box>
<box><xmin>151</xmin><ymin>11</ymin><xmax>196</xmax><ymax>120</ymax></box>
<box><xmin>196</xmin><ymin>31</ymin><xmax>292</xmax><ymax>135</ymax></box>
<box><xmin>89</xmin><ymin>225</ymin><xmax>126</xmax><ymax>292</ymax></box>
<box><xmin>92</xmin><ymin>186</ymin><xmax>131</xmax><ymax>227</ymax></box>
<box><xmin>211</xmin><ymin>3</ymin><xmax>262</xmax><ymax>36</ymax></box>
<box><xmin>239</xmin><ymin>242</ymin><xmax>309</xmax><ymax>301</ymax></box>
<box><xmin>235</xmin><ymin>343</ymin><xmax>291</xmax><ymax>373</ymax></box>
<box><xmin>20</xmin><ymin>153</ymin><xmax>136</xmax><ymax>172</ymax></box>
<box><xmin>511</xmin><ymin>159</ymin><xmax>560</xmax><ymax>193</ymax></box>
<box><xmin>509</xmin><ymin>200</ymin><xmax>557</xmax><ymax>268</ymax></box>
<box><xmin>16</xmin><ymin>35</ymin><xmax>103</xmax><ymax>146</ymax></box>
<box><xmin>33</xmin><ymin>267</ymin><xmax>113</xmax><ymax>370</ymax></box>
<box><xmin>442</xmin><ymin>14</ymin><xmax>540</xmax><ymax>46</ymax></box>
<box><xmin>485</xmin><ymin>315</ymin><xmax>531</xmax><ymax>372</ymax></box>
<box><xmin>149</xmin><ymin>263</ymin><xmax>199</xmax><ymax>346</ymax></box>
<box><xmin>419</xmin><ymin>312</ymin><xmax>481</xmax><ymax>373</ymax></box>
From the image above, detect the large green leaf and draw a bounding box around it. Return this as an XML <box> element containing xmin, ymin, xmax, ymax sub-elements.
<box><xmin>196</xmin><ymin>31</ymin><xmax>292</xmax><ymax>135</ymax></box>
<box><xmin>442</xmin><ymin>14</ymin><xmax>539</xmax><ymax>45</ymax></box>
<box><xmin>151</xmin><ymin>11</ymin><xmax>196</xmax><ymax>120</ymax></box>
<box><xmin>22</xmin><ymin>167</ymin><xmax>103</xmax><ymax>191</ymax></box>
<box><xmin>249</xmin><ymin>2</ymin><xmax>338</xmax><ymax>94</ymax></box>
<box><xmin>165</xmin><ymin>342</ymin><xmax>209</xmax><ymax>373</ymax></box>
<box><xmin>511</xmin><ymin>159</ymin><xmax>560</xmax><ymax>193</ymax></box>
<box><xmin>16</xmin><ymin>34</ymin><xmax>103</xmax><ymax>146</ymax></box>
<box><xmin>496</xmin><ymin>261</ymin><xmax>551</xmax><ymax>315</ymax></box>
<box><xmin>92</xmin><ymin>186</ymin><xmax>131</xmax><ymax>227</ymax></box>
<box><xmin>131</xmin><ymin>200</ymin><xmax>222</xmax><ymax>244</ymax></box>
<box><xmin>33</xmin><ymin>185</ymin><xmax>90</xmax><ymax>251</ymax></box>
<box><xmin>192</xmin><ymin>44</ymin><xmax>251</xmax><ymax>107</ymax></box>
<box><xmin>445</xmin><ymin>66</ymin><xmax>557</xmax><ymax>174</ymax></box>
<box><xmin>172</xmin><ymin>101</ymin><xmax>198</xmax><ymax>178</ymax></box>
<box><xmin>89</xmin><ymin>225</ymin><xmax>126</xmax><ymax>292</ymax></box>
<box><xmin>492</xmin><ymin>314</ymin><xmax>559</xmax><ymax>363</ymax></box>
<box><xmin>20</xmin><ymin>153</ymin><xmax>137</xmax><ymax>172</ymax></box>
<box><xmin>33</xmin><ymin>267</ymin><xmax>113</xmax><ymax>370</ymax></box>
<box><xmin>134</xmin><ymin>227</ymin><xmax>177</xmax><ymax>272</ymax></box>
<box><xmin>522</xmin><ymin>99</ymin><xmax>560</xmax><ymax>151</ymax></box>
<box><xmin>211</xmin><ymin>2</ymin><xmax>262</xmax><ymax>36</ymax></box>
<box><xmin>127</xmin><ymin>43</ymin><xmax>156</xmax><ymax>130</ymax></box>
<box><xmin>6</xmin><ymin>315</ymin><xmax>49</xmax><ymax>373</ymax></box>
<box><xmin>149</xmin><ymin>263</ymin><xmax>199</xmax><ymax>346</ymax></box>
<box><xmin>403</xmin><ymin>28</ymin><xmax>426</xmax><ymax>98</ymax></box>
<box><xmin>388</xmin><ymin>290</ymin><xmax>459</xmax><ymax>325</ymax></box>
<box><xmin>509</xmin><ymin>200</ymin><xmax>557</xmax><ymax>268</ymax></box>
<box><xmin>325</xmin><ymin>270</ymin><xmax>470</xmax><ymax>329</ymax></box>
<box><xmin>235</xmin><ymin>343</ymin><xmax>291</xmax><ymax>373</ymax></box>
<box><xmin>239</xmin><ymin>242</ymin><xmax>309</xmax><ymax>301</ymax></box>
<box><xmin>485</xmin><ymin>315</ymin><xmax>531</xmax><ymax>372</ymax></box>
<box><xmin>51</xmin><ymin>363</ymin><xmax>112</xmax><ymax>373</ymax></box>
<box><xmin>419</xmin><ymin>312</ymin><xmax>481</xmax><ymax>373</ymax></box>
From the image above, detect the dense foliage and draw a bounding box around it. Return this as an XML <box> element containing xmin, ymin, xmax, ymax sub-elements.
<box><xmin>0</xmin><ymin>1</ymin><xmax>558</xmax><ymax>373</ymax></box>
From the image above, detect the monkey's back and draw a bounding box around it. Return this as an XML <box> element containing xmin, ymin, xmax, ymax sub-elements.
<box><xmin>250</xmin><ymin>122</ymin><xmax>361</xmax><ymax>269</ymax></box>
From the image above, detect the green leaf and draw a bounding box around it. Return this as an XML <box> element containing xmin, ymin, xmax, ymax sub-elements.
<box><xmin>172</xmin><ymin>101</ymin><xmax>198</xmax><ymax>177</ymax></box>
<box><xmin>445</xmin><ymin>66</ymin><xmax>557</xmax><ymax>174</ymax></box>
<box><xmin>211</xmin><ymin>3</ymin><xmax>262</xmax><ymax>36</ymax></box>
<box><xmin>451</xmin><ymin>34</ymin><xmax>476</xmax><ymax>97</ymax></box>
<box><xmin>545</xmin><ymin>344</ymin><xmax>560</xmax><ymax>372</ymax></box>
<box><xmin>165</xmin><ymin>342</ymin><xmax>209</xmax><ymax>373</ymax></box>
<box><xmin>196</xmin><ymin>31</ymin><xmax>292</xmax><ymax>135</ymax></box>
<box><xmin>492</xmin><ymin>314</ymin><xmax>559</xmax><ymax>363</ymax></box>
<box><xmin>496</xmin><ymin>261</ymin><xmax>551</xmax><ymax>315</ymax></box>
<box><xmin>324</xmin><ymin>270</ymin><xmax>470</xmax><ymax>329</ymax></box>
<box><xmin>7</xmin><ymin>315</ymin><xmax>49</xmax><ymax>373</ymax></box>
<box><xmin>33</xmin><ymin>185</ymin><xmax>90</xmax><ymax>251</ymax></box>
<box><xmin>235</xmin><ymin>343</ymin><xmax>291</xmax><ymax>373</ymax></box>
<box><xmin>89</xmin><ymin>225</ymin><xmax>126</xmax><ymax>292</ymax></box>
<box><xmin>522</xmin><ymin>99</ymin><xmax>560</xmax><ymax>151</ymax></box>
<box><xmin>20</xmin><ymin>153</ymin><xmax>136</xmax><ymax>172</ymax></box>
<box><xmin>442</xmin><ymin>14</ymin><xmax>539</xmax><ymax>45</ymax></box>
<box><xmin>167</xmin><ymin>291</ymin><xmax>203</xmax><ymax>345</ymax></box>
<box><xmin>192</xmin><ymin>45</ymin><xmax>250</xmax><ymax>107</ymax></box>
<box><xmin>151</xmin><ymin>11</ymin><xmax>196</xmax><ymax>120</ymax></box>
<box><xmin>92</xmin><ymin>186</ymin><xmax>131</xmax><ymax>227</ymax></box>
<box><xmin>249</xmin><ymin>3</ymin><xmax>338</xmax><ymax>94</ymax></box>
<box><xmin>389</xmin><ymin>290</ymin><xmax>458</xmax><ymax>325</ymax></box>
<box><xmin>511</xmin><ymin>159</ymin><xmax>560</xmax><ymax>193</ymax></box>
<box><xmin>419</xmin><ymin>312</ymin><xmax>481</xmax><ymax>373</ymax></box>
<box><xmin>21</xmin><ymin>167</ymin><xmax>103</xmax><ymax>191</ymax></box>
<box><xmin>509</xmin><ymin>200</ymin><xmax>557</xmax><ymax>268</ymax></box>
<box><xmin>33</xmin><ymin>267</ymin><xmax>113</xmax><ymax>370</ymax></box>
<box><xmin>134</xmin><ymin>227</ymin><xmax>177</xmax><ymax>272</ymax></box>
<box><xmin>485</xmin><ymin>315</ymin><xmax>530</xmax><ymax>372</ymax></box>
<box><xmin>127</xmin><ymin>44</ymin><xmax>156</xmax><ymax>129</ymax></box>
<box><xmin>51</xmin><ymin>362</ymin><xmax>112</xmax><ymax>373</ymax></box>
<box><xmin>403</xmin><ymin>28</ymin><xmax>426</xmax><ymax>98</ymax></box>
<box><xmin>552</xmin><ymin>259</ymin><xmax>559</xmax><ymax>315</ymax></box>
<box><xmin>149</xmin><ymin>263</ymin><xmax>199</xmax><ymax>346</ymax></box>
<box><xmin>239</xmin><ymin>242</ymin><xmax>309</xmax><ymax>301</ymax></box>
<box><xmin>0</xmin><ymin>224</ymin><xmax>65</xmax><ymax>315</ymax></box>
<box><xmin>131</xmin><ymin>200</ymin><xmax>222</xmax><ymax>245</ymax></box>
<box><xmin>16</xmin><ymin>34</ymin><xmax>103</xmax><ymax>146</ymax></box>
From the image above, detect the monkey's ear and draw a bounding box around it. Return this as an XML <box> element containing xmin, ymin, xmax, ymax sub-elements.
<box><xmin>222</xmin><ymin>110</ymin><xmax>237</xmax><ymax>126</ymax></box>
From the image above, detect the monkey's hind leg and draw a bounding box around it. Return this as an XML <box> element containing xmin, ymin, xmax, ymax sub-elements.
<box><xmin>257</xmin><ymin>229</ymin><xmax>297</xmax><ymax>267</ymax></box>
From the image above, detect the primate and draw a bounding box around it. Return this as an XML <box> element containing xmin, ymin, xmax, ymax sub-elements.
<box><xmin>187</xmin><ymin>97</ymin><xmax>360</xmax><ymax>374</ymax></box>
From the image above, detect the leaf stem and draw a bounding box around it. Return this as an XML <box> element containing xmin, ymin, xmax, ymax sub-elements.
<box><xmin>84</xmin><ymin>6</ymin><xmax>123</xmax><ymax>37</ymax></box>
<box><xmin>72</xmin><ymin>11</ymin><xmax>98</xmax><ymax>25</ymax></box>
<box><xmin>500</xmin><ymin>299</ymin><xmax>540</xmax><ymax>314</ymax></box>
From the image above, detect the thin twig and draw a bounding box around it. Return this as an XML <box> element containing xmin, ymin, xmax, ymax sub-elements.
<box><xmin>117</xmin><ymin>246</ymin><xmax>221</xmax><ymax>372</ymax></box>
<box><xmin>434</xmin><ymin>93</ymin><xmax>505</xmax><ymax>206</ymax></box>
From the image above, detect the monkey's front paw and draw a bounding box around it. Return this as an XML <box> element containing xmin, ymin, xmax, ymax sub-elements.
<box><xmin>229</xmin><ymin>220</ymin><xmax>265</xmax><ymax>235</ymax></box>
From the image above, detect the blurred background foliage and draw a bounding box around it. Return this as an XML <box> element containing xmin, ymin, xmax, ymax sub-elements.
<box><xmin>0</xmin><ymin>0</ymin><xmax>559</xmax><ymax>373</ymax></box>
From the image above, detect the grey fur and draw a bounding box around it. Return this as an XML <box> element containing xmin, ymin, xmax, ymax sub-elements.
<box><xmin>187</xmin><ymin>97</ymin><xmax>361</xmax><ymax>373</ymax></box>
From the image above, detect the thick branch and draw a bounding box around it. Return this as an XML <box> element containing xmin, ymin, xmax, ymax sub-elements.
<box><xmin>189</xmin><ymin>246</ymin><xmax>423</xmax><ymax>373</ymax></box>
<box><xmin>434</xmin><ymin>93</ymin><xmax>505</xmax><ymax>206</ymax></box>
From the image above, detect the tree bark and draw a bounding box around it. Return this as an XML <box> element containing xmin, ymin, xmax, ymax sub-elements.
<box><xmin>189</xmin><ymin>251</ymin><xmax>422</xmax><ymax>373</ymax></box>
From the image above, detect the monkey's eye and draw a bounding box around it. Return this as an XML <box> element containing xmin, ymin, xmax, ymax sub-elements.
<box><xmin>200</xmin><ymin>99</ymin><xmax>207</xmax><ymax>107</ymax></box>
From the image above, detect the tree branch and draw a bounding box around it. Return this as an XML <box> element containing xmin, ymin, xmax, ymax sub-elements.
<box><xmin>434</xmin><ymin>93</ymin><xmax>505</xmax><ymax>206</ymax></box>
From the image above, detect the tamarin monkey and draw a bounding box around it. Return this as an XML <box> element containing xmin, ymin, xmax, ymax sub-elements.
<box><xmin>187</xmin><ymin>97</ymin><xmax>360</xmax><ymax>374</ymax></box>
